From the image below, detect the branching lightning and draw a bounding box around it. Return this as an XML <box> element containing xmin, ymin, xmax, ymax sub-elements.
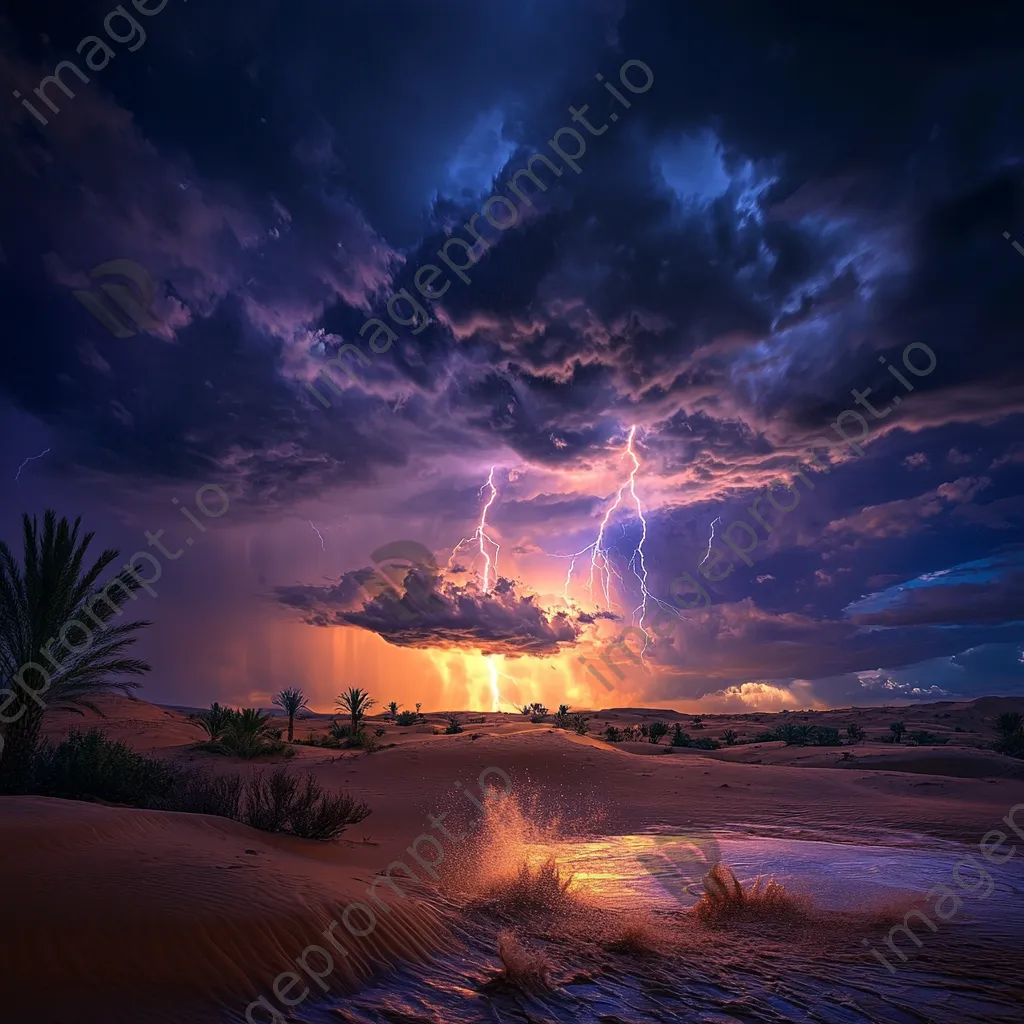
<box><xmin>14</xmin><ymin>447</ymin><xmax>51</xmax><ymax>482</ymax></box>
<box><xmin>554</xmin><ymin>425</ymin><xmax>678</xmax><ymax>656</ymax></box>
<box><xmin>448</xmin><ymin>466</ymin><xmax>501</xmax><ymax>593</ymax></box>
<box><xmin>308</xmin><ymin>520</ymin><xmax>326</xmax><ymax>551</ymax></box>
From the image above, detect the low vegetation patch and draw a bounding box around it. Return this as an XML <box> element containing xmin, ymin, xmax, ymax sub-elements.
<box><xmin>190</xmin><ymin>704</ymin><xmax>294</xmax><ymax>759</ymax></box>
<box><xmin>994</xmin><ymin>712</ymin><xmax>1024</xmax><ymax>758</ymax></box>
<box><xmin>27</xmin><ymin>728</ymin><xmax>369</xmax><ymax>840</ymax></box>
<box><xmin>752</xmin><ymin>724</ymin><xmax>841</xmax><ymax>747</ymax></box>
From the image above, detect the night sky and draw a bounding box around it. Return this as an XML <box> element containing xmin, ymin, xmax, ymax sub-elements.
<box><xmin>2</xmin><ymin>1</ymin><xmax>1023</xmax><ymax>713</ymax></box>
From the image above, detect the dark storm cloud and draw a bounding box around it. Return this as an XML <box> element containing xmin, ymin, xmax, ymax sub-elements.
<box><xmin>2</xmin><ymin>0</ymin><xmax>1024</xmax><ymax>699</ymax></box>
<box><xmin>277</xmin><ymin>566</ymin><xmax>581</xmax><ymax>656</ymax></box>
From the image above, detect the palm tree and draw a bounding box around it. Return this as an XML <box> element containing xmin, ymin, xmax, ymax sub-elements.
<box><xmin>272</xmin><ymin>687</ymin><xmax>309</xmax><ymax>742</ymax></box>
<box><xmin>0</xmin><ymin>511</ymin><xmax>152</xmax><ymax>793</ymax></box>
<box><xmin>220</xmin><ymin>707</ymin><xmax>274</xmax><ymax>758</ymax></box>
<box><xmin>557</xmin><ymin>704</ymin><xmax>570</xmax><ymax>717</ymax></box>
<box><xmin>335</xmin><ymin>687</ymin><xmax>376</xmax><ymax>737</ymax></box>
<box><xmin>190</xmin><ymin>701</ymin><xmax>234</xmax><ymax>742</ymax></box>
<box><xmin>722</xmin><ymin>729</ymin><xmax>738</xmax><ymax>746</ymax></box>
<box><xmin>386</xmin><ymin>701</ymin><xmax>401</xmax><ymax>720</ymax></box>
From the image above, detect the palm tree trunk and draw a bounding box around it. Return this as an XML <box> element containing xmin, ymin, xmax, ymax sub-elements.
<box><xmin>287</xmin><ymin>713</ymin><xmax>294</xmax><ymax>743</ymax></box>
<box><xmin>351</xmin><ymin>712</ymin><xmax>358</xmax><ymax>736</ymax></box>
<box><xmin>0</xmin><ymin>703</ymin><xmax>44</xmax><ymax>794</ymax></box>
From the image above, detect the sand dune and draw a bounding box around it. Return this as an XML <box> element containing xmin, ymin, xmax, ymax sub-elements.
<box><xmin>7</xmin><ymin>694</ymin><xmax>1024</xmax><ymax>1021</ymax></box>
<box><xmin>0</xmin><ymin>797</ymin><xmax>448</xmax><ymax>1024</ymax></box>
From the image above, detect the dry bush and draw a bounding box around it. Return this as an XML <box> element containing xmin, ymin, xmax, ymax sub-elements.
<box><xmin>605</xmin><ymin>919</ymin><xmax>660</xmax><ymax>955</ymax></box>
<box><xmin>482</xmin><ymin>856</ymin><xmax>574</xmax><ymax>917</ymax></box>
<box><xmin>692</xmin><ymin>863</ymin><xmax>806</xmax><ymax>927</ymax></box>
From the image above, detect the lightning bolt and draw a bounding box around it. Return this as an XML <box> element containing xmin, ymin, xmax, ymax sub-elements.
<box><xmin>557</xmin><ymin>425</ymin><xmax>678</xmax><ymax>657</ymax></box>
<box><xmin>308</xmin><ymin>520</ymin><xmax>325</xmax><ymax>551</ymax></box>
<box><xmin>698</xmin><ymin>516</ymin><xmax>721</xmax><ymax>569</ymax></box>
<box><xmin>14</xmin><ymin>448</ymin><xmax>51</xmax><ymax>482</ymax></box>
<box><xmin>448</xmin><ymin>466</ymin><xmax>501</xmax><ymax>593</ymax></box>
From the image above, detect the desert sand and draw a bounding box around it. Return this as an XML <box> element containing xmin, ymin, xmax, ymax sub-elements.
<box><xmin>4</xmin><ymin>695</ymin><xmax>1024</xmax><ymax>1022</ymax></box>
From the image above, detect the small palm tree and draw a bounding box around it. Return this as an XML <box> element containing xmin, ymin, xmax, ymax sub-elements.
<box><xmin>0</xmin><ymin>511</ymin><xmax>152</xmax><ymax>793</ymax></box>
<box><xmin>890</xmin><ymin>721</ymin><xmax>906</xmax><ymax>744</ymax></box>
<box><xmin>272</xmin><ymin>687</ymin><xmax>309</xmax><ymax>742</ymax></box>
<box><xmin>190</xmin><ymin>701</ymin><xmax>234</xmax><ymax>742</ymax></box>
<box><xmin>557</xmin><ymin>704</ymin><xmax>570</xmax><ymax>717</ymax></box>
<box><xmin>722</xmin><ymin>729</ymin><xmax>738</xmax><ymax>746</ymax></box>
<box><xmin>415</xmin><ymin>702</ymin><xmax>422</xmax><ymax>717</ymax></box>
<box><xmin>220</xmin><ymin>707</ymin><xmax>273</xmax><ymax>758</ymax></box>
<box><xmin>386</xmin><ymin>701</ymin><xmax>401</xmax><ymax>720</ymax></box>
<box><xmin>335</xmin><ymin>687</ymin><xmax>376</xmax><ymax>737</ymax></box>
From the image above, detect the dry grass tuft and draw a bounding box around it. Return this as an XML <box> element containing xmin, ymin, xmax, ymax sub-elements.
<box><xmin>692</xmin><ymin>863</ymin><xmax>807</xmax><ymax>927</ymax></box>
<box><xmin>605</xmin><ymin>919</ymin><xmax>661</xmax><ymax>955</ymax></box>
<box><xmin>481</xmin><ymin>856</ymin><xmax>575</xmax><ymax>917</ymax></box>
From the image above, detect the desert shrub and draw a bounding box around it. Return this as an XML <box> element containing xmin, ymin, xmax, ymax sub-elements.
<box><xmin>529</xmin><ymin>715</ymin><xmax>547</xmax><ymax>724</ymax></box>
<box><xmin>693</xmin><ymin>864</ymin><xmax>807</xmax><ymax>927</ymax></box>
<box><xmin>648</xmin><ymin>721</ymin><xmax>669</xmax><ymax>744</ymax></box>
<box><xmin>287</xmin><ymin>773</ymin><xmax>371</xmax><ymax>840</ymax></box>
<box><xmin>754</xmin><ymin>724</ymin><xmax>837</xmax><ymax>747</ymax></box>
<box><xmin>395</xmin><ymin>711</ymin><xmax>418</xmax><ymax>726</ymax></box>
<box><xmin>374</xmin><ymin>727</ymin><xmax>386</xmax><ymax>737</ymax></box>
<box><xmin>846</xmin><ymin>723</ymin><xmax>865</xmax><ymax>743</ymax></box>
<box><xmin>482</xmin><ymin>857</ymin><xmax>573</xmax><ymax>917</ymax></box>
<box><xmin>691</xmin><ymin>717</ymin><xmax>705</xmax><ymax>729</ymax></box>
<box><xmin>908</xmin><ymin>730</ymin><xmax>948</xmax><ymax>746</ymax></box>
<box><xmin>722</xmin><ymin>729</ymin><xmax>738</xmax><ymax>746</ymax></box>
<box><xmin>994</xmin><ymin>712</ymin><xmax>1024</xmax><ymax>758</ymax></box>
<box><xmin>954</xmin><ymin>725</ymin><xmax>966</xmax><ymax>733</ymax></box>
<box><xmin>27</xmin><ymin>733</ymin><xmax>366</xmax><ymax>839</ymax></box>
<box><xmin>557</xmin><ymin>704</ymin><xmax>570</xmax><ymax>717</ymax></box>
<box><xmin>810</xmin><ymin>727</ymin><xmax>842</xmax><ymax>747</ymax></box>
<box><xmin>602</xmin><ymin>726</ymin><xmax>622</xmax><ymax>742</ymax></box>
<box><xmin>328</xmin><ymin>720</ymin><xmax>350</xmax><ymax>741</ymax></box>
<box><xmin>890</xmin><ymin>721</ymin><xmax>906</xmax><ymax>743</ymax></box>
<box><xmin>519</xmin><ymin>705</ymin><xmax>532</xmax><ymax>716</ymax></box>
<box><xmin>570</xmin><ymin>713</ymin><xmax>589</xmax><ymax>735</ymax></box>
<box><xmin>243</xmin><ymin>767</ymin><xmax>299</xmax><ymax>832</ymax></box>
<box><xmin>170</xmin><ymin>768</ymin><xmax>245</xmax><ymax>819</ymax></box>
<box><xmin>32</xmin><ymin>728</ymin><xmax>181</xmax><ymax>806</ymax></box>
<box><xmin>670</xmin><ymin>723</ymin><xmax>691</xmax><ymax>747</ymax></box>
<box><xmin>691</xmin><ymin>736</ymin><xmax>721</xmax><ymax>750</ymax></box>
<box><xmin>244</xmin><ymin>768</ymin><xmax>370</xmax><ymax>840</ymax></box>
<box><xmin>445</xmin><ymin>715</ymin><xmax>464</xmax><ymax>734</ymax></box>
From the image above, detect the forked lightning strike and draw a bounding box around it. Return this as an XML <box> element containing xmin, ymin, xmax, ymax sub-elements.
<box><xmin>449</xmin><ymin>466</ymin><xmax>501</xmax><ymax>593</ymax></box>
